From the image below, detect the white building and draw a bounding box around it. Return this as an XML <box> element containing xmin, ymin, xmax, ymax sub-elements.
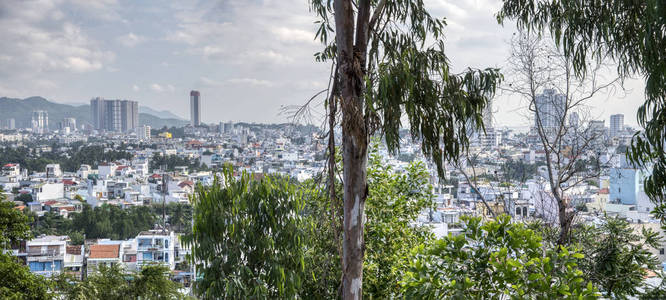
<box><xmin>45</xmin><ymin>164</ymin><xmax>62</xmax><ymax>178</ymax></box>
<box><xmin>98</xmin><ymin>163</ymin><xmax>118</xmax><ymax>179</ymax></box>
<box><xmin>32</xmin><ymin>182</ymin><xmax>64</xmax><ymax>202</ymax></box>
<box><xmin>26</xmin><ymin>236</ymin><xmax>68</xmax><ymax>277</ymax></box>
<box><xmin>138</xmin><ymin>125</ymin><xmax>151</xmax><ymax>141</ymax></box>
<box><xmin>136</xmin><ymin>230</ymin><xmax>178</xmax><ymax>270</ymax></box>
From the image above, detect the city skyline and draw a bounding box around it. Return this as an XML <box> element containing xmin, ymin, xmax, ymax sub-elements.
<box><xmin>0</xmin><ymin>0</ymin><xmax>646</xmax><ymax>128</ymax></box>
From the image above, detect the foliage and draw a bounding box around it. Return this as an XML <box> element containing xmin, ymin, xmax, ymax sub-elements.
<box><xmin>55</xmin><ymin>264</ymin><xmax>184</xmax><ymax>300</ymax></box>
<box><xmin>497</xmin><ymin>0</ymin><xmax>666</xmax><ymax>221</ymax></box>
<box><xmin>0</xmin><ymin>253</ymin><xmax>52</xmax><ymax>300</ymax></box>
<box><xmin>301</xmin><ymin>147</ymin><xmax>436</xmax><ymax>298</ymax></box>
<box><xmin>28</xmin><ymin>211</ymin><xmax>73</xmax><ymax>237</ymax></box>
<box><xmin>151</xmin><ymin>202</ymin><xmax>192</xmax><ymax>234</ymax></box>
<box><xmin>501</xmin><ymin>159</ymin><xmax>538</xmax><ymax>182</ymax></box>
<box><xmin>0</xmin><ymin>192</ymin><xmax>51</xmax><ymax>300</ymax></box>
<box><xmin>131</xmin><ymin>264</ymin><xmax>184</xmax><ymax>299</ymax></box>
<box><xmin>0</xmin><ymin>145</ymin><xmax>132</xmax><ymax>173</ymax></box>
<box><xmin>400</xmin><ymin>215</ymin><xmax>599</xmax><ymax>299</ymax></box>
<box><xmin>363</xmin><ymin>150</ymin><xmax>435</xmax><ymax>298</ymax></box>
<box><xmin>311</xmin><ymin>0</ymin><xmax>502</xmax><ymax>295</ymax></box>
<box><xmin>16</xmin><ymin>193</ymin><xmax>33</xmax><ymax>204</ymax></box>
<box><xmin>69</xmin><ymin>231</ymin><xmax>85</xmax><ymax>245</ymax></box>
<box><xmin>183</xmin><ymin>167</ymin><xmax>306</xmax><ymax>299</ymax></box>
<box><xmin>569</xmin><ymin>218</ymin><xmax>660</xmax><ymax>298</ymax></box>
<box><xmin>71</xmin><ymin>204</ymin><xmax>156</xmax><ymax>240</ymax></box>
<box><xmin>0</xmin><ymin>196</ymin><xmax>31</xmax><ymax>248</ymax></box>
<box><xmin>150</xmin><ymin>154</ymin><xmax>203</xmax><ymax>172</ymax></box>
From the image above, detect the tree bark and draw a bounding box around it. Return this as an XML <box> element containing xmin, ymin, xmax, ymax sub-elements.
<box><xmin>334</xmin><ymin>0</ymin><xmax>370</xmax><ymax>299</ymax></box>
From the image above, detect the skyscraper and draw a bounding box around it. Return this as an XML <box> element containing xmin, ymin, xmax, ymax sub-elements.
<box><xmin>62</xmin><ymin>118</ymin><xmax>77</xmax><ymax>131</ymax></box>
<box><xmin>610</xmin><ymin>114</ymin><xmax>624</xmax><ymax>137</ymax></box>
<box><xmin>190</xmin><ymin>90</ymin><xmax>201</xmax><ymax>126</ymax></box>
<box><xmin>32</xmin><ymin>110</ymin><xmax>48</xmax><ymax>133</ymax></box>
<box><xmin>534</xmin><ymin>89</ymin><xmax>566</xmax><ymax>129</ymax></box>
<box><xmin>90</xmin><ymin>97</ymin><xmax>139</xmax><ymax>132</ymax></box>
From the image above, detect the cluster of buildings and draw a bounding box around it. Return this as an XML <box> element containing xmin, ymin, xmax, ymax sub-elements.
<box><xmin>2</xmin><ymin>87</ymin><xmax>664</xmax><ymax>282</ymax></box>
<box><xmin>9</xmin><ymin>230</ymin><xmax>187</xmax><ymax>281</ymax></box>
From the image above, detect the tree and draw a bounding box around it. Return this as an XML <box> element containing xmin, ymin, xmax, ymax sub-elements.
<box><xmin>400</xmin><ymin>215</ymin><xmax>599</xmax><ymax>299</ymax></box>
<box><xmin>569</xmin><ymin>217</ymin><xmax>661</xmax><ymax>298</ymax></box>
<box><xmin>54</xmin><ymin>264</ymin><xmax>185</xmax><ymax>300</ymax></box>
<box><xmin>0</xmin><ymin>253</ymin><xmax>52</xmax><ymax>300</ymax></box>
<box><xmin>302</xmin><ymin>146</ymin><xmax>437</xmax><ymax>298</ymax></box>
<box><xmin>503</xmin><ymin>31</ymin><xmax>616</xmax><ymax>244</ymax></box>
<box><xmin>309</xmin><ymin>1</ymin><xmax>501</xmax><ymax>296</ymax></box>
<box><xmin>0</xmin><ymin>191</ymin><xmax>51</xmax><ymax>299</ymax></box>
<box><xmin>183</xmin><ymin>167</ymin><xmax>306</xmax><ymax>299</ymax></box>
<box><xmin>497</xmin><ymin>0</ymin><xmax>666</xmax><ymax>224</ymax></box>
<box><xmin>0</xmin><ymin>197</ymin><xmax>31</xmax><ymax>249</ymax></box>
<box><xmin>132</xmin><ymin>264</ymin><xmax>184</xmax><ymax>299</ymax></box>
<box><xmin>15</xmin><ymin>193</ymin><xmax>33</xmax><ymax>204</ymax></box>
<box><xmin>362</xmin><ymin>149</ymin><xmax>435</xmax><ymax>298</ymax></box>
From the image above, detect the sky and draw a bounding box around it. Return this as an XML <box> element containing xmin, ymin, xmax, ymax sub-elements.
<box><xmin>0</xmin><ymin>0</ymin><xmax>646</xmax><ymax>129</ymax></box>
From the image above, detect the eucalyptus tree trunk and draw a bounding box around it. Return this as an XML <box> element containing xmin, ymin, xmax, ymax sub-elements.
<box><xmin>334</xmin><ymin>0</ymin><xmax>370</xmax><ymax>298</ymax></box>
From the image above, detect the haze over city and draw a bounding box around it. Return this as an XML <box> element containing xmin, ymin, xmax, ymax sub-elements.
<box><xmin>0</xmin><ymin>0</ymin><xmax>644</xmax><ymax>127</ymax></box>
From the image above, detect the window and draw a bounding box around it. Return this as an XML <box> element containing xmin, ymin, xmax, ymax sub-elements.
<box><xmin>660</xmin><ymin>248</ymin><xmax>664</xmax><ymax>255</ymax></box>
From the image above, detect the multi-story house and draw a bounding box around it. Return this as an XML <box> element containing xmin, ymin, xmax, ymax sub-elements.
<box><xmin>26</xmin><ymin>236</ymin><xmax>68</xmax><ymax>277</ymax></box>
<box><xmin>32</xmin><ymin>182</ymin><xmax>64</xmax><ymax>202</ymax></box>
<box><xmin>64</xmin><ymin>245</ymin><xmax>84</xmax><ymax>278</ymax></box>
<box><xmin>87</xmin><ymin>243</ymin><xmax>122</xmax><ymax>275</ymax></box>
<box><xmin>136</xmin><ymin>230</ymin><xmax>177</xmax><ymax>270</ymax></box>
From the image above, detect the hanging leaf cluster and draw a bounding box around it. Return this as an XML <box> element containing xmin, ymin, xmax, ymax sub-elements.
<box><xmin>311</xmin><ymin>0</ymin><xmax>502</xmax><ymax>177</ymax></box>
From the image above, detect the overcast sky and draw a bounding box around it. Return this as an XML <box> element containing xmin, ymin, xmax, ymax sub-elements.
<box><xmin>0</xmin><ymin>0</ymin><xmax>645</xmax><ymax>128</ymax></box>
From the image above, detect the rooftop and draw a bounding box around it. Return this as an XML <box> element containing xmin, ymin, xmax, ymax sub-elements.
<box><xmin>89</xmin><ymin>244</ymin><xmax>120</xmax><ymax>259</ymax></box>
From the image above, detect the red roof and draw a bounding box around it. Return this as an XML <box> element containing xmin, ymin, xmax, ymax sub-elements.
<box><xmin>3</xmin><ymin>163</ymin><xmax>16</xmax><ymax>167</ymax></box>
<box><xmin>116</xmin><ymin>165</ymin><xmax>128</xmax><ymax>170</ymax></box>
<box><xmin>150</xmin><ymin>174</ymin><xmax>162</xmax><ymax>179</ymax></box>
<box><xmin>599</xmin><ymin>188</ymin><xmax>609</xmax><ymax>195</ymax></box>
<box><xmin>66</xmin><ymin>245</ymin><xmax>82</xmax><ymax>255</ymax></box>
<box><xmin>62</xmin><ymin>179</ymin><xmax>76</xmax><ymax>185</ymax></box>
<box><xmin>89</xmin><ymin>244</ymin><xmax>120</xmax><ymax>259</ymax></box>
<box><xmin>178</xmin><ymin>180</ymin><xmax>194</xmax><ymax>188</ymax></box>
<box><xmin>44</xmin><ymin>200</ymin><xmax>58</xmax><ymax>206</ymax></box>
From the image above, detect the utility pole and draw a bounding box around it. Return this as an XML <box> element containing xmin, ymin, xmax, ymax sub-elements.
<box><xmin>161</xmin><ymin>165</ymin><xmax>168</xmax><ymax>234</ymax></box>
<box><xmin>81</xmin><ymin>234</ymin><xmax>87</xmax><ymax>281</ymax></box>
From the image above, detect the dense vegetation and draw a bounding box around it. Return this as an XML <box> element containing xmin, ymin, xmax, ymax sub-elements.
<box><xmin>0</xmin><ymin>145</ymin><xmax>132</xmax><ymax>173</ymax></box>
<box><xmin>27</xmin><ymin>203</ymin><xmax>192</xmax><ymax>241</ymax></box>
<box><xmin>150</xmin><ymin>154</ymin><xmax>204</xmax><ymax>172</ymax></box>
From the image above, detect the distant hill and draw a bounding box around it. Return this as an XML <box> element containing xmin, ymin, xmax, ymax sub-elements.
<box><xmin>0</xmin><ymin>96</ymin><xmax>188</xmax><ymax>129</ymax></box>
<box><xmin>139</xmin><ymin>106</ymin><xmax>185</xmax><ymax>120</ymax></box>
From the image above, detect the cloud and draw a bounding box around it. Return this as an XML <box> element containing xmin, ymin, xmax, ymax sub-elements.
<box><xmin>200</xmin><ymin>76</ymin><xmax>275</xmax><ymax>88</ymax></box>
<box><xmin>150</xmin><ymin>83</ymin><xmax>175</xmax><ymax>93</ymax></box>
<box><xmin>271</xmin><ymin>27</ymin><xmax>316</xmax><ymax>44</ymax></box>
<box><xmin>117</xmin><ymin>32</ymin><xmax>144</xmax><ymax>47</ymax></box>
<box><xmin>227</xmin><ymin>78</ymin><xmax>274</xmax><ymax>87</ymax></box>
<box><xmin>0</xmin><ymin>0</ymin><xmax>114</xmax><ymax>76</ymax></box>
<box><xmin>164</xmin><ymin>0</ymin><xmax>318</xmax><ymax>67</ymax></box>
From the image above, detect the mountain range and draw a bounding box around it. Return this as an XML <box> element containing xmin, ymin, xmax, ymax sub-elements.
<box><xmin>0</xmin><ymin>96</ymin><xmax>188</xmax><ymax>129</ymax></box>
